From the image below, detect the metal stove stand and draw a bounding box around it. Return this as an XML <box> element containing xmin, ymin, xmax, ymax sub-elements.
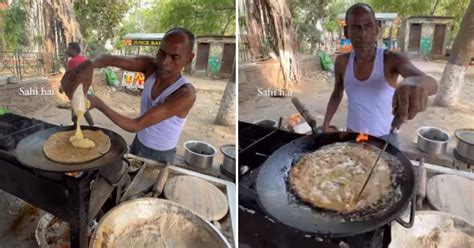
<box><xmin>0</xmin><ymin>113</ymin><xmax>129</xmax><ymax>248</ymax></box>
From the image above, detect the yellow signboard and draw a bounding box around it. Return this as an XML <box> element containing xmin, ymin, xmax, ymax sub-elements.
<box><xmin>129</xmin><ymin>40</ymin><xmax>161</xmax><ymax>46</ymax></box>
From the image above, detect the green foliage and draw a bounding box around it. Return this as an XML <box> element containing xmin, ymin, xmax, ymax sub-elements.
<box><xmin>83</xmin><ymin>41</ymin><xmax>103</xmax><ymax>57</ymax></box>
<box><xmin>291</xmin><ymin>0</ymin><xmax>347</xmax><ymax>53</ymax></box>
<box><xmin>363</xmin><ymin>0</ymin><xmax>431</xmax><ymax>17</ymax></box>
<box><xmin>291</xmin><ymin>0</ymin><xmax>327</xmax><ymax>53</ymax></box>
<box><xmin>112</xmin><ymin>6</ymin><xmax>156</xmax><ymax>55</ymax></box>
<box><xmin>0</xmin><ymin>107</ymin><xmax>9</xmax><ymax>115</ymax></box>
<box><xmin>364</xmin><ymin>0</ymin><xmax>470</xmax><ymax>45</ymax></box>
<box><xmin>74</xmin><ymin>0</ymin><xmax>130</xmax><ymax>54</ymax></box>
<box><xmin>33</xmin><ymin>34</ymin><xmax>43</xmax><ymax>46</ymax></box>
<box><xmin>117</xmin><ymin>0</ymin><xmax>235</xmax><ymax>36</ymax></box>
<box><xmin>435</xmin><ymin>0</ymin><xmax>471</xmax><ymax>45</ymax></box>
<box><xmin>0</xmin><ymin>0</ymin><xmax>29</xmax><ymax>51</ymax></box>
<box><xmin>113</xmin><ymin>0</ymin><xmax>235</xmax><ymax>54</ymax></box>
<box><xmin>325</xmin><ymin>1</ymin><xmax>346</xmax><ymax>33</ymax></box>
<box><xmin>155</xmin><ymin>0</ymin><xmax>235</xmax><ymax>35</ymax></box>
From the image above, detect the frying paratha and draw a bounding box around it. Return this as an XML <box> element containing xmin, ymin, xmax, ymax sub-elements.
<box><xmin>43</xmin><ymin>130</ymin><xmax>110</xmax><ymax>164</ymax></box>
<box><xmin>289</xmin><ymin>143</ymin><xmax>392</xmax><ymax>213</ymax></box>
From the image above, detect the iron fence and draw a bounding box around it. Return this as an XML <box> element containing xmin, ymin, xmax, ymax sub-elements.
<box><xmin>239</xmin><ymin>34</ymin><xmax>271</xmax><ymax>63</ymax></box>
<box><xmin>0</xmin><ymin>51</ymin><xmax>48</xmax><ymax>80</ymax></box>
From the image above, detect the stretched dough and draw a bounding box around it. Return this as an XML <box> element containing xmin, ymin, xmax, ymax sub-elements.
<box><xmin>69</xmin><ymin>111</ymin><xmax>95</xmax><ymax>148</ymax></box>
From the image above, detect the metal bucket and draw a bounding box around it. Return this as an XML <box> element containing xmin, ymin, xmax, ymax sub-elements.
<box><xmin>183</xmin><ymin>140</ymin><xmax>217</xmax><ymax>169</ymax></box>
<box><xmin>417</xmin><ymin>127</ymin><xmax>450</xmax><ymax>155</ymax></box>
<box><xmin>220</xmin><ymin>144</ymin><xmax>236</xmax><ymax>177</ymax></box>
<box><xmin>454</xmin><ymin>128</ymin><xmax>474</xmax><ymax>162</ymax></box>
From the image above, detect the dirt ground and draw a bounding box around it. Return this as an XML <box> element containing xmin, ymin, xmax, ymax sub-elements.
<box><xmin>239</xmin><ymin>59</ymin><xmax>474</xmax><ymax>154</ymax></box>
<box><xmin>16</xmin><ymin>71</ymin><xmax>235</xmax><ymax>167</ymax></box>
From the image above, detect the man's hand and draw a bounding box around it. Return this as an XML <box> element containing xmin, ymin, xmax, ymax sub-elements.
<box><xmin>392</xmin><ymin>77</ymin><xmax>428</xmax><ymax>129</ymax></box>
<box><xmin>86</xmin><ymin>95</ymin><xmax>105</xmax><ymax>110</ymax></box>
<box><xmin>60</xmin><ymin>60</ymin><xmax>94</xmax><ymax>99</ymax></box>
<box><xmin>322</xmin><ymin>125</ymin><xmax>338</xmax><ymax>133</ymax></box>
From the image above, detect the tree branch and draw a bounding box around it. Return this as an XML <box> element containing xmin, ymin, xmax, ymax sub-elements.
<box><xmin>431</xmin><ymin>0</ymin><xmax>440</xmax><ymax>15</ymax></box>
<box><xmin>221</xmin><ymin>14</ymin><xmax>232</xmax><ymax>35</ymax></box>
<box><xmin>214</xmin><ymin>7</ymin><xmax>235</xmax><ymax>11</ymax></box>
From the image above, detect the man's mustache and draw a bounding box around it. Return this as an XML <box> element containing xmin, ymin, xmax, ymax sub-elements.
<box><xmin>157</xmin><ymin>67</ymin><xmax>171</xmax><ymax>73</ymax></box>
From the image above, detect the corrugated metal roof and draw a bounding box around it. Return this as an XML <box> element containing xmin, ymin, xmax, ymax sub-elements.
<box><xmin>123</xmin><ymin>33</ymin><xmax>165</xmax><ymax>41</ymax></box>
<box><xmin>337</xmin><ymin>13</ymin><xmax>399</xmax><ymax>20</ymax></box>
<box><xmin>375</xmin><ymin>13</ymin><xmax>399</xmax><ymax>20</ymax></box>
<box><xmin>407</xmin><ymin>16</ymin><xmax>454</xmax><ymax>20</ymax></box>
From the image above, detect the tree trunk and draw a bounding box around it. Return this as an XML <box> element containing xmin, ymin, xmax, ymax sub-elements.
<box><xmin>214</xmin><ymin>65</ymin><xmax>236</xmax><ymax>126</ymax></box>
<box><xmin>242</xmin><ymin>0</ymin><xmax>264</xmax><ymax>59</ymax></box>
<box><xmin>262</xmin><ymin>0</ymin><xmax>300</xmax><ymax>87</ymax></box>
<box><xmin>242</xmin><ymin>0</ymin><xmax>300</xmax><ymax>86</ymax></box>
<box><xmin>12</xmin><ymin>0</ymin><xmax>83</xmax><ymax>72</ymax></box>
<box><xmin>44</xmin><ymin>0</ymin><xmax>84</xmax><ymax>47</ymax></box>
<box><xmin>434</xmin><ymin>0</ymin><xmax>474</xmax><ymax>107</ymax></box>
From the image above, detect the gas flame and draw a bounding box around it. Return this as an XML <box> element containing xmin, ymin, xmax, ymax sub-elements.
<box><xmin>356</xmin><ymin>133</ymin><xmax>369</xmax><ymax>143</ymax></box>
<box><xmin>66</xmin><ymin>172</ymin><xmax>78</xmax><ymax>177</ymax></box>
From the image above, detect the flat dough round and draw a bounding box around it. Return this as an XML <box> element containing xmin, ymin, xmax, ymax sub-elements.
<box><xmin>43</xmin><ymin>130</ymin><xmax>111</xmax><ymax>164</ymax></box>
<box><xmin>289</xmin><ymin>143</ymin><xmax>392</xmax><ymax>213</ymax></box>
<box><xmin>164</xmin><ymin>175</ymin><xmax>228</xmax><ymax>221</ymax></box>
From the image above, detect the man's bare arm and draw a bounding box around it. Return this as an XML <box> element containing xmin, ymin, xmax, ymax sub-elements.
<box><xmin>61</xmin><ymin>55</ymin><xmax>158</xmax><ymax>98</ymax></box>
<box><xmin>390</xmin><ymin>53</ymin><xmax>438</xmax><ymax>128</ymax></box>
<box><xmin>393</xmin><ymin>53</ymin><xmax>438</xmax><ymax>95</ymax></box>
<box><xmin>90</xmin><ymin>86</ymin><xmax>196</xmax><ymax>133</ymax></box>
<box><xmin>91</xmin><ymin>54</ymin><xmax>157</xmax><ymax>78</ymax></box>
<box><xmin>322</xmin><ymin>55</ymin><xmax>346</xmax><ymax>131</ymax></box>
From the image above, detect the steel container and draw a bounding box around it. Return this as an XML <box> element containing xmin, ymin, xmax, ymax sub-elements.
<box><xmin>417</xmin><ymin>127</ymin><xmax>449</xmax><ymax>155</ymax></box>
<box><xmin>183</xmin><ymin>140</ymin><xmax>217</xmax><ymax>169</ymax></box>
<box><xmin>454</xmin><ymin>128</ymin><xmax>474</xmax><ymax>161</ymax></box>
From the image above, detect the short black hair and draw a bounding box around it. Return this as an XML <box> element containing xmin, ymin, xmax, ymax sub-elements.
<box><xmin>345</xmin><ymin>3</ymin><xmax>376</xmax><ymax>24</ymax></box>
<box><xmin>163</xmin><ymin>27</ymin><xmax>195</xmax><ymax>52</ymax></box>
<box><xmin>68</xmin><ymin>42</ymin><xmax>81</xmax><ymax>54</ymax></box>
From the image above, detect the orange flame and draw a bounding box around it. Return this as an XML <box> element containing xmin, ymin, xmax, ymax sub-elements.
<box><xmin>356</xmin><ymin>133</ymin><xmax>369</xmax><ymax>143</ymax></box>
<box><xmin>66</xmin><ymin>172</ymin><xmax>78</xmax><ymax>177</ymax></box>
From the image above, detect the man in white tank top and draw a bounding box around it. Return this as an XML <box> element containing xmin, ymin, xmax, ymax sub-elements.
<box><xmin>322</xmin><ymin>3</ymin><xmax>438</xmax><ymax>147</ymax></box>
<box><xmin>60</xmin><ymin>28</ymin><xmax>197</xmax><ymax>163</ymax></box>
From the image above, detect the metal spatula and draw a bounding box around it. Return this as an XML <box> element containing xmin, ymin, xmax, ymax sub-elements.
<box><xmin>355</xmin><ymin>127</ymin><xmax>397</xmax><ymax>202</ymax></box>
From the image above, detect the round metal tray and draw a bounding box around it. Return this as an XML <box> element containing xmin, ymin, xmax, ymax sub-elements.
<box><xmin>89</xmin><ymin>198</ymin><xmax>231</xmax><ymax>248</ymax></box>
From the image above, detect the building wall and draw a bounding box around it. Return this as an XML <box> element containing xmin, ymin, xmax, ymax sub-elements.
<box><xmin>398</xmin><ymin>19</ymin><xmax>407</xmax><ymax>52</ymax></box>
<box><xmin>402</xmin><ymin>17</ymin><xmax>452</xmax><ymax>58</ymax></box>
<box><xmin>194</xmin><ymin>36</ymin><xmax>236</xmax><ymax>78</ymax></box>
